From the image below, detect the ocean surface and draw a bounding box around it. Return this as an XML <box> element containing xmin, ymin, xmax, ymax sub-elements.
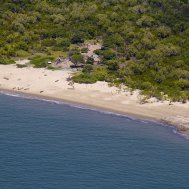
<box><xmin>0</xmin><ymin>93</ymin><xmax>189</xmax><ymax>189</ymax></box>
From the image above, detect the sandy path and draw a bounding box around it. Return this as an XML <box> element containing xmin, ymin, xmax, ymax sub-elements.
<box><xmin>0</xmin><ymin>64</ymin><xmax>189</xmax><ymax>133</ymax></box>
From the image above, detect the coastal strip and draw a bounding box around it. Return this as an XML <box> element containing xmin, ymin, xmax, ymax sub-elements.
<box><xmin>0</xmin><ymin>64</ymin><xmax>189</xmax><ymax>135</ymax></box>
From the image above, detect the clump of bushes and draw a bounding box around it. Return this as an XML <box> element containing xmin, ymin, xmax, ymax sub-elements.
<box><xmin>70</xmin><ymin>53</ymin><xmax>85</xmax><ymax>67</ymax></box>
<box><xmin>72</xmin><ymin>73</ymin><xmax>97</xmax><ymax>84</ymax></box>
<box><xmin>30</xmin><ymin>56</ymin><xmax>54</xmax><ymax>68</ymax></box>
<box><xmin>72</xmin><ymin>65</ymin><xmax>108</xmax><ymax>84</ymax></box>
<box><xmin>0</xmin><ymin>59</ymin><xmax>15</xmax><ymax>65</ymax></box>
<box><xmin>81</xmin><ymin>47</ymin><xmax>88</xmax><ymax>53</ymax></box>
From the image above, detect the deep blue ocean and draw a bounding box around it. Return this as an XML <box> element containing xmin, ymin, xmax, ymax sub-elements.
<box><xmin>0</xmin><ymin>93</ymin><xmax>189</xmax><ymax>189</ymax></box>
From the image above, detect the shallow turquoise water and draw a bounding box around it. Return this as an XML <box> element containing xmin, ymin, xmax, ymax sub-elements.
<box><xmin>0</xmin><ymin>93</ymin><xmax>189</xmax><ymax>189</ymax></box>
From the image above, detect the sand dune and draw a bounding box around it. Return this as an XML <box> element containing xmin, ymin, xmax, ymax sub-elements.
<box><xmin>0</xmin><ymin>64</ymin><xmax>189</xmax><ymax>133</ymax></box>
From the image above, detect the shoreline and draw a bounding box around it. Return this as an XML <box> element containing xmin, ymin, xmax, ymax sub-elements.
<box><xmin>0</xmin><ymin>64</ymin><xmax>189</xmax><ymax>135</ymax></box>
<box><xmin>0</xmin><ymin>88</ymin><xmax>187</xmax><ymax>140</ymax></box>
<box><xmin>0</xmin><ymin>86</ymin><xmax>188</xmax><ymax>136</ymax></box>
<box><xmin>0</xmin><ymin>88</ymin><xmax>158</xmax><ymax>122</ymax></box>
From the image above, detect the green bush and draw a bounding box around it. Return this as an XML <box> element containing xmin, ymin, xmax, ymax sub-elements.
<box><xmin>72</xmin><ymin>73</ymin><xmax>97</xmax><ymax>84</ymax></box>
<box><xmin>56</xmin><ymin>38</ymin><xmax>70</xmax><ymax>48</ymax></box>
<box><xmin>15</xmin><ymin>50</ymin><xmax>30</xmax><ymax>57</ymax></box>
<box><xmin>30</xmin><ymin>56</ymin><xmax>54</xmax><ymax>68</ymax></box>
<box><xmin>86</xmin><ymin>57</ymin><xmax>94</xmax><ymax>65</ymax></box>
<box><xmin>0</xmin><ymin>59</ymin><xmax>15</xmax><ymax>65</ymax></box>
<box><xmin>71</xmin><ymin>33</ymin><xmax>84</xmax><ymax>44</ymax></box>
<box><xmin>71</xmin><ymin>53</ymin><xmax>84</xmax><ymax>66</ymax></box>
<box><xmin>83</xmin><ymin>65</ymin><xmax>93</xmax><ymax>73</ymax></box>
<box><xmin>81</xmin><ymin>48</ymin><xmax>88</xmax><ymax>53</ymax></box>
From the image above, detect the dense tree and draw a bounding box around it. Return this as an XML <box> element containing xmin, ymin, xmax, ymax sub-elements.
<box><xmin>71</xmin><ymin>53</ymin><xmax>84</xmax><ymax>66</ymax></box>
<box><xmin>0</xmin><ymin>0</ymin><xmax>189</xmax><ymax>101</ymax></box>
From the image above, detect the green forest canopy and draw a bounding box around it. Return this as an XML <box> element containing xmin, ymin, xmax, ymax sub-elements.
<box><xmin>0</xmin><ymin>0</ymin><xmax>189</xmax><ymax>101</ymax></box>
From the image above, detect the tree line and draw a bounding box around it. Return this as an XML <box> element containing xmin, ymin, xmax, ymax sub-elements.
<box><xmin>0</xmin><ymin>0</ymin><xmax>189</xmax><ymax>101</ymax></box>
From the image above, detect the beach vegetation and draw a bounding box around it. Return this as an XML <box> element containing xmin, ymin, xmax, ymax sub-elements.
<box><xmin>71</xmin><ymin>53</ymin><xmax>85</xmax><ymax>67</ymax></box>
<box><xmin>0</xmin><ymin>0</ymin><xmax>189</xmax><ymax>101</ymax></box>
<box><xmin>81</xmin><ymin>48</ymin><xmax>88</xmax><ymax>53</ymax></box>
<box><xmin>86</xmin><ymin>57</ymin><xmax>94</xmax><ymax>65</ymax></box>
<box><xmin>0</xmin><ymin>59</ymin><xmax>15</xmax><ymax>65</ymax></box>
<box><xmin>72</xmin><ymin>73</ymin><xmax>97</xmax><ymax>84</ymax></box>
<box><xmin>30</xmin><ymin>56</ymin><xmax>54</xmax><ymax>68</ymax></box>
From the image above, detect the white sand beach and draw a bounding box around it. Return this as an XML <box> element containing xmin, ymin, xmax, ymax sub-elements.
<box><xmin>0</xmin><ymin>64</ymin><xmax>189</xmax><ymax>133</ymax></box>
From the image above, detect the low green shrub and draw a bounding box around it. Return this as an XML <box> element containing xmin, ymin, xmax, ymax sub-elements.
<box><xmin>81</xmin><ymin>48</ymin><xmax>88</xmax><ymax>53</ymax></box>
<box><xmin>30</xmin><ymin>56</ymin><xmax>54</xmax><ymax>68</ymax></box>
<box><xmin>72</xmin><ymin>73</ymin><xmax>97</xmax><ymax>84</ymax></box>
<box><xmin>0</xmin><ymin>59</ymin><xmax>15</xmax><ymax>65</ymax></box>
